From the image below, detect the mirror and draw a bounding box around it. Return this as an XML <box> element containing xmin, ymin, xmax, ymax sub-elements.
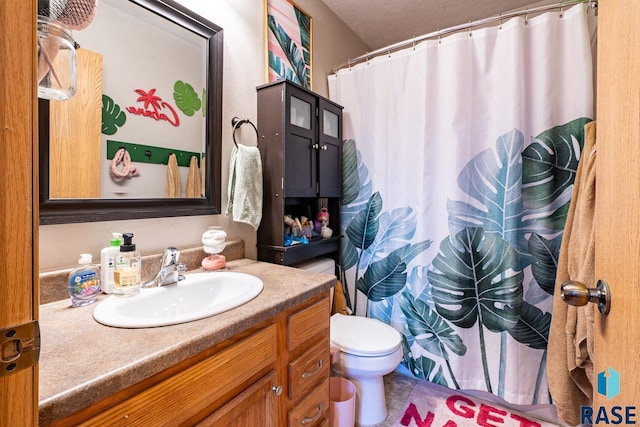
<box><xmin>39</xmin><ymin>0</ymin><xmax>223</xmax><ymax>224</ymax></box>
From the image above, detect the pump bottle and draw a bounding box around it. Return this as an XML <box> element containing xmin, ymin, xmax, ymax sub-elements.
<box><xmin>114</xmin><ymin>233</ymin><xmax>141</xmax><ymax>296</ymax></box>
<box><xmin>100</xmin><ymin>232</ymin><xmax>122</xmax><ymax>294</ymax></box>
<box><xmin>67</xmin><ymin>254</ymin><xmax>101</xmax><ymax>307</ymax></box>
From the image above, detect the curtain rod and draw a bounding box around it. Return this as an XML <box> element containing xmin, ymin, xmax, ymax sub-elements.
<box><xmin>332</xmin><ymin>0</ymin><xmax>597</xmax><ymax>72</ymax></box>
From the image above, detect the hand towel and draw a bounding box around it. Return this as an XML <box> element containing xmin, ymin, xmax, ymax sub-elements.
<box><xmin>226</xmin><ymin>144</ymin><xmax>263</xmax><ymax>230</ymax></box>
<box><xmin>547</xmin><ymin>121</ymin><xmax>597</xmax><ymax>426</ymax></box>
<box><xmin>166</xmin><ymin>153</ymin><xmax>181</xmax><ymax>198</ymax></box>
<box><xmin>185</xmin><ymin>155</ymin><xmax>202</xmax><ymax>198</ymax></box>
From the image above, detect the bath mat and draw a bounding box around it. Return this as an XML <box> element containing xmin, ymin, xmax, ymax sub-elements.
<box><xmin>392</xmin><ymin>380</ymin><xmax>559</xmax><ymax>427</ymax></box>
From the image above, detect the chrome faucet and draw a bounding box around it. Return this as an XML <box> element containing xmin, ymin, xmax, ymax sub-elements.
<box><xmin>143</xmin><ymin>247</ymin><xmax>187</xmax><ymax>287</ymax></box>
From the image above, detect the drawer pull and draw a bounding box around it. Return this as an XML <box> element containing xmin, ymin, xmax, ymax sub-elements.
<box><xmin>301</xmin><ymin>358</ymin><xmax>323</xmax><ymax>379</ymax></box>
<box><xmin>272</xmin><ymin>385</ymin><xmax>283</xmax><ymax>396</ymax></box>
<box><xmin>301</xmin><ymin>402</ymin><xmax>323</xmax><ymax>425</ymax></box>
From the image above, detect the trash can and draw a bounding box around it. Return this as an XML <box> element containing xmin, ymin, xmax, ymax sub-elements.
<box><xmin>330</xmin><ymin>376</ymin><xmax>356</xmax><ymax>427</ymax></box>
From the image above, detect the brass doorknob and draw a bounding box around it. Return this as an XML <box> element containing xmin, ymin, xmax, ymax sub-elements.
<box><xmin>561</xmin><ymin>279</ymin><xmax>611</xmax><ymax>314</ymax></box>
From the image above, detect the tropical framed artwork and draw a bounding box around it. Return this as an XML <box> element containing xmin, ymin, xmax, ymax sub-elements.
<box><xmin>265</xmin><ymin>0</ymin><xmax>312</xmax><ymax>90</ymax></box>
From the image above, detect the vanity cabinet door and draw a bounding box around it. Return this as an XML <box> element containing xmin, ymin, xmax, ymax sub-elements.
<box><xmin>197</xmin><ymin>370</ymin><xmax>279</xmax><ymax>427</ymax></box>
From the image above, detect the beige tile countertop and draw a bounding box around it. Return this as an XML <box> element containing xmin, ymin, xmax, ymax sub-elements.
<box><xmin>38</xmin><ymin>258</ymin><xmax>336</xmax><ymax>426</ymax></box>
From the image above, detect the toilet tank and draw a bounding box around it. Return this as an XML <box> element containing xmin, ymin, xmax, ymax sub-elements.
<box><xmin>293</xmin><ymin>257</ymin><xmax>336</xmax><ymax>307</ymax></box>
<box><xmin>293</xmin><ymin>257</ymin><xmax>336</xmax><ymax>276</ymax></box>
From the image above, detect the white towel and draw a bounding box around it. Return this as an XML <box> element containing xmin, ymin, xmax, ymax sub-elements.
<box><xmin>226</xmin><ymin>144</ymin><xmax>263</xmax><ymax>230</ymax></box>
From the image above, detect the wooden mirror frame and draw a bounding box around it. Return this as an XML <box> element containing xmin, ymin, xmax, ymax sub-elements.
<box><xmin>38</xmin><ymin>0</ymin><xmax>223</xmax><ymax>225</ymax></box>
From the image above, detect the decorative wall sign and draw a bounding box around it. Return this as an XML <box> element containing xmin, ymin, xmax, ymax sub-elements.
<box><xmin>266</xmin><ymin>0</ymin><xmax>312</xmax><ymax>89</ymax></box>
<box><xmin>126</xmin><ymin>88</ymin><xmax>180</xmax><ymax>127</ymax></box>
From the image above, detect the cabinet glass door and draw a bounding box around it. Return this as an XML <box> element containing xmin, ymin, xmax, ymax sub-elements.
<box><xmin>323</xmin><ymin>110</ymin><xmax>339</xmax><ymax>138</ymax></box>
<box><xmin>290</xmin><ymin>96</ymin><xmax>312</xmax><ymax>129</ymax></box>
<box><xmin>318</xmin><ymin>100</ymin><xmax>343</xmax><ymax>197</ymax></box>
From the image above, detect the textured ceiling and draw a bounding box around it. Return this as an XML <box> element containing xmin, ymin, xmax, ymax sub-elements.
<box><xmin>321</xmin><ymin>0</ymin><xmax>550</xmax><ymax>51</ymax></box>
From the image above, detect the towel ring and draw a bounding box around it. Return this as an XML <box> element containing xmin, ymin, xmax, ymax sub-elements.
<box><xmin>231</xmin><ymin>117</ymin><xmax>259</xmax><ymax>148</ymax></box>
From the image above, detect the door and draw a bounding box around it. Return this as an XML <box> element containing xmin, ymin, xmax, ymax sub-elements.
<box><xmin>317</xmin><ymin>99</ymin><xmax>343</xmax><ymax>198</ymax></box>
<box><xmin>0</xmin><ymin>1</ymin><xmax>39</xmax><ymax>426</ymax></box>
<box><xmin>284</xmin><ymin>85</ymin><xmax>317</xmax><ymax>197</ymax></box>
<box><xmin>196</xmin><ymin>371</ymin><xmax>280</xmax><ymax>427</ymax></box>
<box><xmin>593</xmin><ymin>0</ymin><xmax>640</xmax><ymax>419</ymax></box>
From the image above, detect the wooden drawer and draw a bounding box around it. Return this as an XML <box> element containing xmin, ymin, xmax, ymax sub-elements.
<box><xmin>288</xmin><ymin>297</ymin><xmax>330</xmax><ymax>351</ymax></box>
<box><xmin>72</xmin><ymin>325</ymin><xmax>278</xmax><ymax>426</ymax></box>
<box><xmin>288</xmin><ymin>337</ymin><xmax>329</xmax><ymax>401</ymax></box>
<box><xmin>288</xmin><ymin>378</ymin><xmax>329</xmax><ymax>427</ymax></box>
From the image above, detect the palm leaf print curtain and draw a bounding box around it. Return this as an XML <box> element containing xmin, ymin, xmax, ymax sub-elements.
<box><xmin>328</xmin><ymin>4</ymin><xmax>596</xmax><ymax>404</ymax></box>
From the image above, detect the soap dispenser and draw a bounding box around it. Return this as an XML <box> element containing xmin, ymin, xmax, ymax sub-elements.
<box><xmin>67</xmin><ymin>254</ymin><xmax>101</xmax><ymax>307</ymax></box>
<box><xmin>114</xmin><ymin>232</ymin><xmax>141</xmax><ymax>296</ymax></box>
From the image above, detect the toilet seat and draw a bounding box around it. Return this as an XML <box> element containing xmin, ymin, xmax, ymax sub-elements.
<box><xmin>330</xmin><ymin>313</ymin><xmax>401</xmax><ymax>357</ymax></box>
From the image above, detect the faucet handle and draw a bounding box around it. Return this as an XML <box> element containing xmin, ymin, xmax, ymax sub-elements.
<box><xmin>177</xmin><ymin>263</ymin><xmax>187</xmax><ymax>282</ymax></box>
<box><xmin>162</xmin><ymin>247</ymin><xmax>181</xmax><ymax>267</ymax></box>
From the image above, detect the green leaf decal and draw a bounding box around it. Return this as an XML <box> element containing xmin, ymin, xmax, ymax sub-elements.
<box><xmin>428</xmin><ymin>227</ymin><xmax>524</xmax><ymax>332</ymax></box>
<box><xmin>201</xmin><ymin>88</ymin><xmax>206</xmax><ymax>117</ymax></box>
<box><xmin>528</xmin><ymin>233</ymin><xmax>562</xmax><ymax>295</ymax></box>
<box><xmin>507</xmin><ymin>302</ymin><xmax>551</xmax><ymax>350</ymax></box>
<box><xmin>173</xmin><ymin>80</ymin><xmax>202</xmax><ymax>117</ymax></box>
<box><xmin>346</xmin><ymin>192</ymin><xmax>382</xmax><ymax>250</ymax></box>
<box><xmin>101</xmin><ymin>94</ymin><xmax>127</xmax><ymax>135</ymax></box>
<box><xmin>400</xmin><ymin>291</ymin><xmax>466</xmax><ymax>359</ymax></box>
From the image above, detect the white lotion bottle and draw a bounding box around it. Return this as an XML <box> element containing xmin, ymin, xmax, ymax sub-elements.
<box><xmin>100</xmin><ymin>232</ymin><xmax>122</xmax><ymax>294</ymax></box>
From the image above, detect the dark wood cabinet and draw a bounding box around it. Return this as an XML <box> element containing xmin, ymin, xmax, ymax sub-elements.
<box><xmin>257</xmin><ymin>80</ymin><xmax>343</xmax><ymax>266</ymax></box>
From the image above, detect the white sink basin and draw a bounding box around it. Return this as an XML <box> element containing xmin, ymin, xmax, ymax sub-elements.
<box><xmin>93</xmin><ymin>272</ymin><xmax>263</xmax><ymax>328</ymax></box>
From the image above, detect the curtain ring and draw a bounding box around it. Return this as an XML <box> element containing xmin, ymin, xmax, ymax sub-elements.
<box><xmin>366</xmin><ymin>52</ymin><xmax>370</xmax><ymax>65</ymax></box>
<box><xmin>387</xmin><ymin>44</ymin><xmax>391</xmax><ymax>58</ymax></box>
<box><xmin>525</xmin><ymin>9</ymin><xmax>529</xmax><ymax>25</ymax></box>
<box><xmin>559</xmin><ymin>1</ymin><xmax>564</xmax><ymax>18</ymax></box>
<box><xmin>437</xmin><ymin>29</ymin><xmax>441</xmax><ymax>44</ymax></box>
<box><xmin>468</xmin><ymin>20</ymin><xmax>473</xmax><ymax>37</ymax></box>
<box><xmin>347</xmin><ymin>59</ymin><xmax>352</xmax><ymax>71</ymax></box>
<box><xmin>412</xmin><ymin>36</ymin><xmax>416</xmax><ymax>51</ymax></box>
<box><xmin>499</xmin><ymin>13</ymin><xmax>503</xmax><ymax>29</ymax></box>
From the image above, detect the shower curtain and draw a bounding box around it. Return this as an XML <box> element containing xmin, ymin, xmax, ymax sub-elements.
<box><xmin>328</xmin><ymin>4</ymin><xmax>595</xmax><ymax>405</ymax></box>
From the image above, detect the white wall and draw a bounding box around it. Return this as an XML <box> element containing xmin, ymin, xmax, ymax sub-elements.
<box><xmin>39</xmin><ymin>0</ymin><xmax>369</xmax><ymax>271</ymax></box>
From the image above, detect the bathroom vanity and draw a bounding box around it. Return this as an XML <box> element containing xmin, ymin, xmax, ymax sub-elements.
<box><xmin>38</xmin><ymin>258</ymin><xmax>334</xmax><ymax>426</ymax></box>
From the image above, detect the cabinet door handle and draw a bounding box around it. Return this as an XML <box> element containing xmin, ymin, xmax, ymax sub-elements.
<box><xmin>313</xmin><ymin>143</ymin><xmax>319</xmax><ymax>150</ymax></box>
<box><xmin>321</xmin><ymin>144</ymin><xmax>328</xmax><ymax>150</ymax></box>
<box><xmin>301</xmin><ymin>402</ymin><xmax>323</xmax><ymax>425</ymax></box>
<box><xmin>272</xmin><ymin>385</ymin><xmax>283</xmax><ymax>396</ymax></box>
<box><xmin>301</xmin><ymin>358</ymin><xmax>323</xmax><ymax>379</ymax></box>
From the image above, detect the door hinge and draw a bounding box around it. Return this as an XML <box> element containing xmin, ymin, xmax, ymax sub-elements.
<box><xmin>1</xmin><ymin>320</ymin><xmax>40</xmax><ymax>377</ymax></box>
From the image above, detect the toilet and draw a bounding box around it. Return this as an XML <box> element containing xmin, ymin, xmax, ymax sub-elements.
<box><xmin>294</xmin><ymin>258</ymin><xmax>403</xmax><ymax>426</ymax></box>
<box><xmin>330</xmin><ymin>313</ymin><xmax>403</xmax><ymax>426</ymax></box>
